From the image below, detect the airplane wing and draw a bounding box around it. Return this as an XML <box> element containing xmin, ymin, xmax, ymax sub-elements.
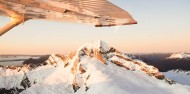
<box><xmin>0</xmin><ymin>0</ymin><xmax>137</xmax><ymax>36</ymax></box>
<box><xmin>40</xmin><ymin>0</ymin><xmax>137</xmax><ymax>26</ymax></box>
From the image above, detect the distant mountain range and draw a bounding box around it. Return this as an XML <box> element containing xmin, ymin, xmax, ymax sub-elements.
<box><xmin>1</xmin><ymin>52</ymin><xmax>190</xmax><ymax>72</ymax></box>
<box><xmin>136</xmin><ymin>53</ymin><xmax>190</xmax><ymax>72</ymax></box>
<box><xmin>166</xmin><ymin>53</ymin><xmax>190</xmax><ymax>59</ymax></box>
<box><xmin>0</xmin><ymin>55</ymin><xmax>41</xmax><ymax>66</ymax></box>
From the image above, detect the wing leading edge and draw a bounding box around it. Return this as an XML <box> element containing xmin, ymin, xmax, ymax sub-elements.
<box><xmin>0</xmin><ymin>0</ymin><xmax>137</xmax><ymax>36</ymax></box>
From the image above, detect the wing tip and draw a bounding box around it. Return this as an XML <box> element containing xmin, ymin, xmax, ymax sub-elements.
<box><xmin>95</xmin><ymin>21</ymin><xmax>137</xmax><ymax>27</ymax></box>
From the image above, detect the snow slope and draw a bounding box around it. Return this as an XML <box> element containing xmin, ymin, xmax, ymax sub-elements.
<box><xmin>163</xmin><ymin>69</ymin><xmax>190</xmax><ymax>86</ymax></box>
<box><xmin>166</xmin><ymin>53</ymin><xmax>190</xmax><ymax>59</ymax></box>
<box><xmin>0</xmin><ymin>41</ymin><xmax>190</xmax><ymax>94</ymax></box>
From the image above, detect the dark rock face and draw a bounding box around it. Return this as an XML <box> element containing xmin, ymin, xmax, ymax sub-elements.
<box><xmin>23</xmin><ymin>55</ymin><xmax>50</xmax><ymax>65</ymax></box>
<box><xmin>155</xmin><ymin>59</ymin><xmax>190</xmax><ymax>72</ymax></box>
<box><xmin>165</xmin><ymin>78</ymin><xmax>176</xmax><ymax>85</ymax></box>
<box><xmin>0</xmin><ymin>88</ymin><xmax>24</xmax><ymax>94</ymax></box>
<box><xmin>0</xmin><ymin>73</ymin><xmax>33</xmax><ymax>94</ymax></box>
<box><xmin>22</xmin><ymin>55</ymin><xmax>50</xmax><ymax>69</ymax></box>
<box><xmin>20</xmin><ymin>73</ymin><xmax>31</xmax><ymax>89</ymax></box>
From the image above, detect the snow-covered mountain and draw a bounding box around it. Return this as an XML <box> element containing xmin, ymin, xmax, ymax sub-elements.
<box><xmin>0</xmin><ymin>41</ymin><xmax>190</xmax><ymax>94</ymax></box>
<box><xmin>163</xmin><ymin>69</ymin><xmax>190</xmax><ymax>86</ymax></box>
<box><xmin>166</xmin><ymin>53</ymin><xmax>190</xmax><ymax>59</ymax></box>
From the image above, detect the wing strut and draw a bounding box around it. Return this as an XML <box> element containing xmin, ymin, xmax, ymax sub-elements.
<box><xmin>0</xmin><ymin>18</ymin><xmax>24</xmax><ymax>36</ymax></box>
<box><xmin>0</xmin><ymin>2</ymin><xmax>26</xmax><ymax>36</ymax></box>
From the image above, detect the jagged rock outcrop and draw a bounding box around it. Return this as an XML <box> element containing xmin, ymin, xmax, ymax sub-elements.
<box><xmin>70</xmin><ymin>40</ymin><xmax>166</xmax><ymax>80</ymax></box>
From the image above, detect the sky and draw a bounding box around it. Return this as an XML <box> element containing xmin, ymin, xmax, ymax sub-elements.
<box><xmin>0</xmin><ymin>0</ymin><xmax>190</xmax><ymax>55</ymax></box>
